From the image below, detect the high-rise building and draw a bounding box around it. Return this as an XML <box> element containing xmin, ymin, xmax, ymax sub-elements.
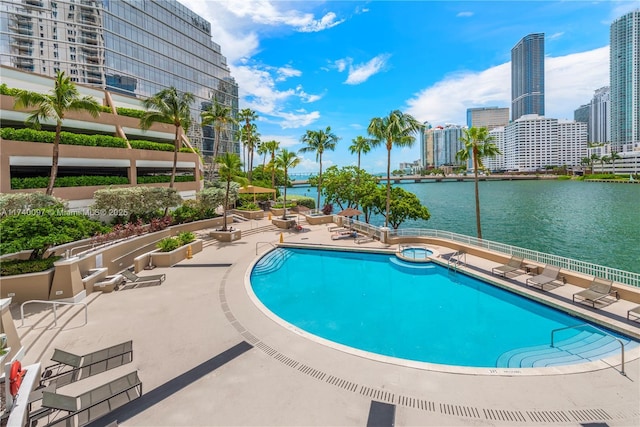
<box><xmin>610</xmin><ymin>10</ymin><xmax>640</xmax><ymax>151</ymax></box>
<box><xmin>0</xmin><ymin>0</ymin><xmax>239</xmax><ymax>156</ymax></box>
<box><xmin>590</xmin><ymin>87</ymin><xmax>611</xmax><ymax>144</ymax></box>
<box><xmin>484</xmin><ymin>126</ymin><xmax>506</xmax><ymax>172</ymax></box>
<box><xmin>504</xmin><ymin>115</ymin><xmax>586</xmax><ymax>172</ymax></box>
<box><xmin>511</xmin><ymin>33</ymin><xmax>545</xmax><ymax>121</ymax></box>
<box><xmin>427</xmin><ymin>125</ymin><xmax>466</xmax><ymax>168</ymax></box>
<box><xmin>466</xmin><ymin>107</ymin><xmax>509</xmax><ymax>130</ymax></box>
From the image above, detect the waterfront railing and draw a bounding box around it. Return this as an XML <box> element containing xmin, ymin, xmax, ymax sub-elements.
<box><xmin>337</xmin><ymin>217</ymin><xmax>639</xmax><ymax>287</ymax></box>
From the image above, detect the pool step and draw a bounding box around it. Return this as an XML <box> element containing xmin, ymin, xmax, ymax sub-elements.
<box><xmin>497</xmin><ymin>331</ymin><xmax>637</xmax><ymax>368</ymax></box>
<box><xmin>252</xmin><ymin>248</ymin><xmax>292</xmax><ymax>275</ymax></box>
<box><xmin>389</xmin><ymin>257</ymin><xmax>436</xmax><ymax>274</ymax></box>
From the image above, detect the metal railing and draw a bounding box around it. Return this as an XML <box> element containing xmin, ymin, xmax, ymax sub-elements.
<box><xmin>255</xmin><ymin>241</ymin><xmax>276</xmax><ymax>255</ymax></box>
<box><xmin>390</xmin><ymin>228</ymin><xmax>640</xmax><ymax>287</ymax></box>
<box><xmin>447</xmin><ymin>250</ymin><xmax>467</xmax><ymax>272</ymax></box>
<box><xmin>551</xmin><ymin>324</ymin><xmax>625</xmax><ymax>376</ymax></box>
<box><xmin>20</xmin><ymin>300</ymin><xmax>88</xmax><ymax>328</ymax></box>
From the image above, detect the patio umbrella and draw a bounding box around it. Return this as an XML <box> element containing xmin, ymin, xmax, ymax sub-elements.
<box><xmin>337</xmin><ymin>207</ymin><xmax>363</xmax><ymax>217</ymax></box>
<box><xmin>238</xmin><ymin>185</ymin><xmax>276</xmax><ymax>202</ymax></box>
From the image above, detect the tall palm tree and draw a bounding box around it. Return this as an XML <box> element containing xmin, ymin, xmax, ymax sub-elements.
<box><xmin>200</xmin><ymin>100</ymin><xmax>237</xmax><ymax>178</ymax></box>
<box><xmin>261</xmin><ymin>140</ymin><xmax>280</xmax><ymax>188</ymax></box>
<box><xmin>367</xmin><ymin>110</ymin><xmax>422</xmax><ymax>228</ymax></box>
<box><xmin>237</xmin><ymin>108</ymin><xmax>258</xmax><ymax>182</ymax></box>
<box><xmin>455</xmin><ymin>126</ymin><xmax>501</xmax><ymax>239</ymax></box>
<box><xmin>298</xmin><ymin>126</ymin><xmax>339</xmax><ymax>210</ymax></box>
<box><xmin>14</xmin><ymin>70</ymin><xmax>101</xmax><ymax>195</ymax></box>
<box><xmin>140</xmin><ymin>87</ymin><xmax>194</xmax><ymax>188</ymax></box>
<box><xmin>274</xmin><ymin>149</ymin><xmax>300</xmax><ymax>219</ymax></box>
<box><xmin>589</xmin><ymin>153</ymin><xmax>600</xmax><ymax>174</ymax></box>
<box><xmin>609</xmin><ymin>151</ymin><xmax>621</xmax><ymax>175</ymax></box>
<box><xmin>349</xmin><ymin>135</ymin><xmax>373</xmax><ymax>169</ymax></box>
<box><xmin>216</xmin><ymin>153</ymin><xmax>246</xmax><ymax>231</ymax></box>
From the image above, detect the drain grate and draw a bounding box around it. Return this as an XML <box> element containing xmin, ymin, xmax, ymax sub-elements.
<box><xmin>398</xmin><ymin>396</ymin><xmax>436</xmax><ymax>412</ymax></box>
<box><xmin>440</xmin><ymin>403</ymin><xmax>481</xmax><ymax>419</ymax></box>
<box><xmin>484</xmin><ymin>408</ymin><xmax>527</xmax><ymax>422</ymax></box>
<box><xmin>527</xmin><ymin>410</ymin><xmax>571</xmax><ymax>423</ymax></box>
<box><xmin>298</xmin><ymin>364</ymin><xmax>327</xmax><ymax>380</ymax></box>
<box><xmin>569</xmin><ymin>409</ymin><xmax>612</xmax><ymax>422</ymax></box>
<box><xmin>326</xmin><ymin>375</ymin><xmax>358</xmax><ymax>392</ymax></box>
<box><xmin>359</xmin><ymin>386</ymin><xmax>395</xmax><ymax>404</ymax></box>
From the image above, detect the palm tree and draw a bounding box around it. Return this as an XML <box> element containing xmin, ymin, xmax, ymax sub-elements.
<box><xmin>261</xmin><ymin>140</ymin><xmax>280</xmax><ymax>188</ymax></box>
<box><xmin>609</xmin><ymin>151</ymin><xmax>621</xmax><ymax>175</ymax></box>
<box><xmin>200</xmin><ymin>100</ymin><xmax>237</xmax><ymax>178</ymax></box>
<box><xmin>367</xmin><ymin>110</ymin><xmax>422</xmax><ymax>228</ymax></box>
<box><xmin>140</xmin><ymin>87</ymin><xmax>194</xmax><ymax>188</ymax></box>
<box><xmin>14</xmin><ymin>70</ymin><xmax>101</xmax><ymax>195</ymax></box>
<box><xmin>589</xmin><ymin>153</ymin><xmax>600</xmax><ymax>174</ymax></box>
<box><xmin>298</xmin><ymin>126</ymin><xmax>339</xmax><ymax>210</ymax></box>
<box><xmin>349</xmin><ymin>136</ymin><xmax>373</xmax><ymax>169</ymax></box>
<box><xmin>455</xmin><ymin>126</ymin><xmax>501</xmax><ymax>239</ymax></box>
<box><xmin>237</xmin><ymin>108</ymin><xmax>258</xmax><ymax>182</ymax></box>
<box><xmin>216</xmin><ymin>153</ymin><xmax>247</xmax><ymax>231</ymax></box>
<box><xmin>274</xmin><ymin>149</ymin><xmax>300</xmax><ymax>219</ymax></box>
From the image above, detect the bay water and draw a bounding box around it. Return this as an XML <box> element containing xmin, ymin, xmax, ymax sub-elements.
<box><xmin>286</xmin><ymin>180</ymin><xmax>640</xmax><ymax>273</ymax></box>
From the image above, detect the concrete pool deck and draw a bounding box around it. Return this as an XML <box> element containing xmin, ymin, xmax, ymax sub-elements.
<box><xmin>14</xmin><ymin>219</ymin><xmax>640</xmax><ymax>426</ymax></box>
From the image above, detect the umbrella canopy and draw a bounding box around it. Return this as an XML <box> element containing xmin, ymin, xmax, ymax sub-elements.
<box><xmin>238</xmin><ymin>185</ymin><xmax>276</xmax><ymax>202</ymax></box>
<box><xmin>337</xmin><ymin>207</ymin><xmax>363</xmax><ymax>217</ymax></box>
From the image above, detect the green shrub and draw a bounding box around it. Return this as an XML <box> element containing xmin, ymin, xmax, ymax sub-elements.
<box><xmin>0</xmin><ymin>83</ymin><xmax>21</xmax><ymax>96</ymax></box>
<box><xmin>115</xmin><ymin>107</ymin><xmax>146</xmax><ymax>119</ymax></box>
<box><xmin>129</xmin><ymin>140</ymin><xmax>175</xmax><ymax>151</ymax></box>
<box><xmin>0</xmin><ymin>256</ymin><xmax>62</xmax><ymax>276</ymax></box>
<box><xmin>93</xmin><ymin>187</ymin><xmax>182</xmax><ymax>220</ymax></box>
<box><xmin>0</xmin><ymin>193</ymin><xmax>66</xmax><ymax>217</ymax></box>
<box><xmin>156</xmin><ymin>237</ymin><xmax>180</xmax><ymax>252</ymax></box>
<box><xmin>137</xmin><ymin>175</ymin><xmax>193</xmax><ymax>184</ymax></box>
<box><xmin>177</xmin><ymin>231</ymin><xmax>195</xmax><ymax>245</ymax></box>
<box><xmin>0</xmin><ymin>210</ymin><xmax>109</xmax><ymax>258</ymax></box>
<box><xmin>1</xmin><ymin>127</ymin><xmax>54</xmax><ymax>143</ymax></box>
<box><xmin>11</xmin><ymin>175</ymin><xmax>129</xmax><ymax>189</ymax></box>
<box><xmin>239</xmin><ymin>202</ymin><xmax>261</xmax><ymax>211</ymax></box>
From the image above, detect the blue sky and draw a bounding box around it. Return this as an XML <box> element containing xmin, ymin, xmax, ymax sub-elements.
<box><xmin>178</xmin><ymin>0</ymin><xmax>639</xmax><ymax>174</ymax></box>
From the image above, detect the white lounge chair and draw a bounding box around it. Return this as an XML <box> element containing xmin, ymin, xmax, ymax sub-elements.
<box><xmin>573</xmin><ymin>277</ymin><xmax>619</xmax><ymax>308</ymax></box>
<box><xmin>491</xmin><ymin>256</ymin><xmax>524</xmax><ymax>277</ymax></box>
<box><xmin>526</xmin><ymin>265</ymin><xmax>562</xmax><ymax>291</ymax></box>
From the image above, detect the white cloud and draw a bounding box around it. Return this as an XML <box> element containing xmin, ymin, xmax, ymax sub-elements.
<box><xmin>275</xmin><ymin>66</ymin><xmax>302</xmax><ymax>82</ymax></box>
<box><xmin>298</xmin><ymin>12</ymin><xmax>345</xmax><ymax>32</ymax></box>
<box><xmin>547</xmin><ymin>32</ymin><xmax>564</xmax><ymax>41</ymax></box>
<box><xmin>405</xmin><ymin>47</ymin><xmax>609</xmax><ymax>125</ymax></box>
<box><xmin>334</xmin><ymin>54</ymin><xmax>391</xmax><ymax>85</ymax></box>
<box><xmin>457</xmin><ymin>11</ymin><xmax>474</xmax><ymax>17</ymax></box>
<box><xmin>259</xmin><ymin>134</ymin><xmax>299</xmax><ymax>148</ymax></box>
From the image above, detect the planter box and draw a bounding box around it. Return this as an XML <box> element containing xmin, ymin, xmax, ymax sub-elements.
<box><xmin>269</xmin><ymin>208</ymin><xmax>286</xmax><ymax>216</ymax></box>
<box><xmin>272</xmin><ymin>217</ymin><xmax>297</xmax><ymax>229</ymax></box>
<box><xmin>304</xmin><ymin>214</ymin><xmax>334</xmax><ymax>225</ymax></box>
<box><xmin>150</xmin><ymin>239</ymin><xmax>203</xmax><ymax>267</ymax></box>
<box><xmin>0</xmin><ymin>268</ymin><xmax>54</xmax><ymax>303</ymax></box>
<box><xmin>232</xmin><ymin>209</ymin><xmax>264</xmax><ymax>220</ymax></box>
<box><xmin>210</xmin><ymin>229</ymin><xmax>242</xmax><ymax>242</ymax></box>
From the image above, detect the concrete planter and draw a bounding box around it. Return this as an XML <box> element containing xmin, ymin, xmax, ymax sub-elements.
<box><xmin>304</xmin><ymin>214</ymin><xmax>334</xmax><ymax>225</ymax></box>
<box><xmin>150</xmin><ymin>239</ymin><xmax>203</xmax><ymax>267</ymax></box>
<box><xmin>209</xmin><ymin>229</ymin><xmax>242</xmax><ymax>242</ymax></box>
<box><xmin>0</xmin><ymin>269</ymin><xmax>54</xmax><ymax>303</ymax></box>
<box><xmin>269</xmin><ymin>208</ymin><xmax>287</xmax><ymax>216</ymax></box>
<box><xmin>272</xmin><ymin>217</ymin><xmax>297</xmax><ymax>229</ymax></box>
<box><xmin>232</xmin><ymin>209</ymin><xmax>264</xmax><ymax>220</ymax></box>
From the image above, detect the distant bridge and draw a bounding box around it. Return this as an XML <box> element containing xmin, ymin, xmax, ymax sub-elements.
<box><xmin>291</xmin><ymin>174</ymin><xmax>557</xmax><ymax>186</ymax></box>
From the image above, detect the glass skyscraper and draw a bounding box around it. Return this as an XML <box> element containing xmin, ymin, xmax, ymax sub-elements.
<box><xmin>511</xmin><ymin>33</ymin><xmax>545</xmax><ymax>121</ymax></box>
<box><xmin>610</xmin><ymin>10</ymin><xmax>640</xmax><ymax>151</ymax></box>
<box><xmin>0</xmin><ymin>0</ymin><xmax>239</xmax><ymax>155</ymax></box>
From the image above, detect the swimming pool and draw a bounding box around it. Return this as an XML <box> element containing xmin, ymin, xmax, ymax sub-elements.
<box><xmin>250</xmin><ymin>248</ymin><xmax>637</xmax><ymax>368</ymax></box>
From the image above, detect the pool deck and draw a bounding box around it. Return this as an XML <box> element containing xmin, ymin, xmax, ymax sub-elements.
<box><xmin>14</xmin><ymin>219</ymin><xmax>640</xmax><ymax>426</ymax></box>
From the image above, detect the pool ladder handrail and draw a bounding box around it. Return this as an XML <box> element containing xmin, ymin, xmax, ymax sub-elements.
<box><xmin>447</xmin><ymin>250</ymin><xmax>466</xmax><ymax>272</ymax></box>
<box><xmin>550</xmin><ymin>323</ymin><xmax>625</xmax><ymax>376</ymax></box>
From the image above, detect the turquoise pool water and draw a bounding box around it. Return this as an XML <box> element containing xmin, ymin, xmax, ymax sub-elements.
<box><xmin>401</xmin><ymin>247</ymin><xmax>433</xmax><ymax>259</ymax></box>
<box><xmin>250</xmin><ymin>248</ymin><xmax>637</xmax><ymax>368</ymax></box>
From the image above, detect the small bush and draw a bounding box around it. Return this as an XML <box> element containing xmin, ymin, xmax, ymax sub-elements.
<box><xmin>239</xmin><ymin>202</ymin><xmax>260</xmax><ymax>211</ymax></box>
<box><xmin>156</xmin><ymin>237</ymin><xmax>181</xmax><ymax>252</ymax></box>
<box><xmin>177</xmin><ymin>231</ymin><xmax>195</xmax><ymax>245</ymax></box>
<box><xmin>0</xmin><ymin>256</ymin><xmax>62</xmax><ymax>276</ymax></box>
<box><xmin>11</xmin><ymin>175</ymin><xmax>129</xmax><ymax>189</ymax></box>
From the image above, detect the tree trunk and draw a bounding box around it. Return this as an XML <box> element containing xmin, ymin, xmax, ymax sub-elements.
<box><xmin>473</xmin><ymin>146</ymin><xmax>482</xmax><ymax>239</ymax></box>
<box><xmin>317</xmin><ymin>154</ymin><xmax>323</xmax><ymax>211</ymax></box>
<box><xmin>170</xmin><ymin>126</ymin><xmax>179</xmax><ymax>189</ymax></box>
<box><xmin>385</xmin><ymin>143</ymin><xmax>391</xmax><ymax>228</ymax></box>
<box><xmin>282</xmin><ymin>168</ymin><xmax>288</xmax><ymax>220</ymax></box>
<box><xmin>222</xmin><ymin>180</ymin><xmax>229</xmax><ymax>231</ymax></box>
<box><xmin>271</xmin><ymin>153</ymin><xmax>276</xmax><ymax>188</ymax></box>
<box><xmin>357</xmin><ymin>152</ymin><xmax>361</xmax><ymax>169</ymax></box>
<box><xmin>46</xmin><ymin>122</ymin><xmax>63</xmax><ymax>196</ymax></box>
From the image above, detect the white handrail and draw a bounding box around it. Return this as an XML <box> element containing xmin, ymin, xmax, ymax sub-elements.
<box><xmin>20</xmin><ymin>300</ymin><xmax>88</xmax><ymax>328</ymax></box>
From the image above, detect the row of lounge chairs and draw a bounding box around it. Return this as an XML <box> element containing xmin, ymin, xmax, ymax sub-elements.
<box><xmin>490</xmin><ymin>255</ymin><xmax>630</xmax><ymax>312</ymax></box>
<box><xmin>30</xmin><ymin>341</ymin><xmax>141</xmax><ymax>426</ymax></box>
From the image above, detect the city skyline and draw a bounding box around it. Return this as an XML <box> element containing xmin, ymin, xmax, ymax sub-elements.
<box><xmin>178</xmin><ymin>0</ymin><xmax>638</xmax><ymax>173</ymax></box>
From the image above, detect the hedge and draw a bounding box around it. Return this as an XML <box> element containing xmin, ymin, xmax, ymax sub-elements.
<box><xmin>137</xmin><ymin>175</ymin><xmax>195</xmax><ymax>184</ymax></box>
<box><xmin>11</xmin><ymin>176</ymin><xmax>129</xmax><ymax>189</ymax></box>
<box><xmin>1</xmin><ymin>256</ymin><xmax>62</xmax><ymax>276</ymax></box>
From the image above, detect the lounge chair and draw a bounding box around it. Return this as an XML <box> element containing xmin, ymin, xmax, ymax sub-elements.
<box><xmin>29</xmin><ymin>371</ymin><xmax>142</xmax><ymax>426</ymax></box>
<box><xmin>41</xmin><ymin>340</ymin><xmax>133</xmax><ymax>386</ymax></box>
<box><xmin>331</xmin><ymin>231</ymin><xmax>357</xmax><ymax>240</ymax></box>
<box><xmin>628</xmin><ymin>305</ymin><xmax>640</xmax><ymax>322</ymax></box>
<box><xmin>573</xmin><ymin>277</ymin><xmax>619</xmax><ymax>308</ymax></box>
<box><xmin>491</xmin><ymin>256</ymin><xmax>524</xmax><ymax>277</ymax></box>
<box><xmin>120</xmin><ymin>269</ymin><xmax>166</xmax><ymax>288</ymax></box>
<box><xmin>525</xmin><ymin>265</ymin><xmax>562</xmax><ymax>291</ymax></box>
